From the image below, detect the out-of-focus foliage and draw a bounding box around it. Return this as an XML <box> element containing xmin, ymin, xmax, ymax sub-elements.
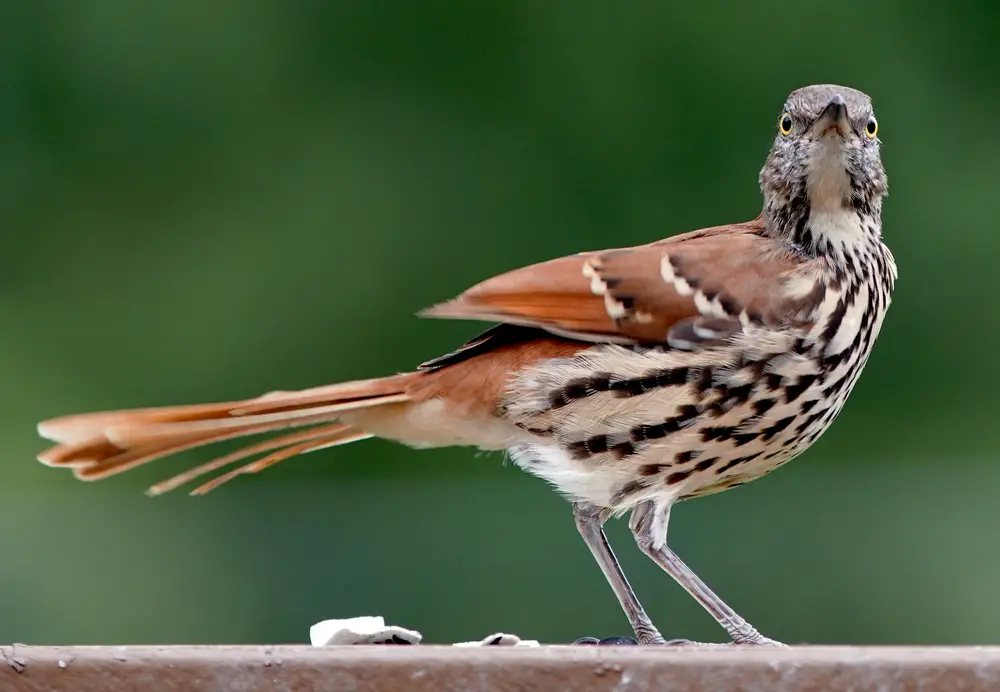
<box><xmin>2</xmin><ymin>0</ymin><xmax>999</xmax><ymax>645</ymax></box>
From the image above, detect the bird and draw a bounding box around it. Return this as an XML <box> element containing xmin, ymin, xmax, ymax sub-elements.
<box><xmin>35</xmin><ymin>83</ymin><xmax>895</xmax><ymax>647</ymax></box>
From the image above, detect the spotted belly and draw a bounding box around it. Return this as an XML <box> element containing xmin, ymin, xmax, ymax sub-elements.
<box><xmin>504</xmin><ymin>323</ymin><xmax>875</xmax><ymax>512</ymax></box>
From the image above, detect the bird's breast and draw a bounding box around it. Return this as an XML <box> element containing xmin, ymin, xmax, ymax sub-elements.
<box><xmin>504</xmin><ymin>256</ymin><xmax>894</xmax><ymax>511</ymax></box>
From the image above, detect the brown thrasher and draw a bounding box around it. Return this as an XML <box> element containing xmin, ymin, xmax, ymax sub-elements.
<box><xmin>36</xmin><ymin>84</ymin><xmax>895</xmax><ymax>647</ymax></box>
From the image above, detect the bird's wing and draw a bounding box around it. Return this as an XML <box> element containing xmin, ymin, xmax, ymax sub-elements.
<box><xmin>421</xmin><ymin>217</ymin><xmax>822</xmax><ymax>351</ymax></box>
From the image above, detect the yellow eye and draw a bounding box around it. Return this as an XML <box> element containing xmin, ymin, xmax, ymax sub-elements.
<box><xmin>779</xmin><ymin>113</ymin><xmax>793</xmax><ymax>136</ymax></box>
<box><xmin>865</xmin><ymin>117</ymin><xmax>878</xmax><ymax>138</ymax></box>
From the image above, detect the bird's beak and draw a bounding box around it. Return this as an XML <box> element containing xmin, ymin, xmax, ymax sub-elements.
<box><xmin>811</xmin><ymin>94</ymin><xmax>850</xmax><ymax>137</ymax></box>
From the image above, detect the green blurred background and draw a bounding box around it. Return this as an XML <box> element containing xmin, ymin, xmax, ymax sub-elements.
<box><xmin>3</xmin><ymin>0</ymin><xmax>999</xmax><ymax>647</ymax></box>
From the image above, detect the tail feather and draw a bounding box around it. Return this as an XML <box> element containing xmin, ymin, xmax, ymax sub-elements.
<box><xmin>36</xmin><ymin>373</ymin><xmax>416</xmax><ymax>495</ymax></box>
<box><xmin>37</xmin><ymin>437</ymin><xmax>126</xmax><ymax>467</ymax></box>
<box><xmin>37</xmin><ymin>401</ymin><xmax>249</xmax><ymax>445</ymax></box>
<box><xmin>188</xmin><ymin>427</ymin><xmax>372</xmax><ymax>496</ymax></box>
<box><xmin>227</xmin><ymin>376</ymin><xmax>411</xmax><ymax>415</ymax></box>
<box><xmin>148</xmin><ymin>423</ymin><xmax>370</xmax><ymax>496</ymax></box>
<box><xmin>102</xmin><ymin>393</ymin><xmax>409</xmax><ymax>447</ymax></box>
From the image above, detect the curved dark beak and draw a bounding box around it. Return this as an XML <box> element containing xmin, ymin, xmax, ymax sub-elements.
<box><xmin>812</xmin><ymin>93</ymin><xmax>850</xmax><ymax>136</ymax></box>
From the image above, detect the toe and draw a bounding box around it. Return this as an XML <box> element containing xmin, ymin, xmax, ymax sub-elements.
<box><xmin>598</xmin><ymin>636</ymin><xmax>638</xmax><ymax>646</ymax></box>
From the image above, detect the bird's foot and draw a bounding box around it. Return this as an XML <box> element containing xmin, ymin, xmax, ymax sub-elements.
<box><xmin>660</xmin><ymin>635</ymin><xmax>786</xmax><ymax>648</ymax></box>
<box><xmin>572</xmin><ymin>635</ymin><xmax>639</xmax><ymax>646</ymax></box>
<box><xmin>573</xmin><ymin>634</ymin><xmax>785</xmax><ymax>647</ymax></box>
<box><xmin>572</xmin><ymin>633</ymin><xmax>785</xmax><ymax>647</ymax></box>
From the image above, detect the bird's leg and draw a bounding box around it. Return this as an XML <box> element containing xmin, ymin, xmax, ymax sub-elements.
<box><xmin>629</xmin><ymin>501</ymin><xmax>784</xmax><ymax>647</ymax></box>
<box><xmin>572</xmin><ymin>502</ymin><xmax>667</xmax><ymax>645</ymax></box>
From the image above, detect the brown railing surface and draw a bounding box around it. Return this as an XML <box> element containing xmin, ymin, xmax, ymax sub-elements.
<box><xmin>3</xmin><ymin>644</ymin><xmax>999</xmax><ymax>691</ymax></box>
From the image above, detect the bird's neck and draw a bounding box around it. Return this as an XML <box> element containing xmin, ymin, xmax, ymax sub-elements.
<box><xmin>763</xmin><ymin>194</ymin><xmax>884</xmax><ymax>270</ymax></box>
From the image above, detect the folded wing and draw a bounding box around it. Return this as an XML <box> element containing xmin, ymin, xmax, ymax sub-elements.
<box><xmin>422</xmin><ymin>218</ymin><xmax>818</xmax><ymax>349</ymax></box>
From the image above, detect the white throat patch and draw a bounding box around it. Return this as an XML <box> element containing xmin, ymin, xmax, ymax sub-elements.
<box><xmin>806</xmin><ymin>136</ymin><xmax>851</xmax><ymax>214</ymax></box>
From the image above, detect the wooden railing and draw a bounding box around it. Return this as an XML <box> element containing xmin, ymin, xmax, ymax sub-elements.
<box><xmin>3</xmin><ymin>644</ymin><xmax>999</xmax><ymax>691</ymax></box>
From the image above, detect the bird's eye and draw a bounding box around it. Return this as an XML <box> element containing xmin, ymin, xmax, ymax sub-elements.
<box><xmin>865</xmin><ymin>117</ymin><xmax>878</xmax><ymax>138</ymax></box>
<box><xmin>779</xmin><ymin>113</ymin><xmax>793</xmax><ymax>136</ymax></box>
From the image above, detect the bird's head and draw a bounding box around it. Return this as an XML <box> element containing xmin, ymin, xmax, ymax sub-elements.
<box><xmin>759</xmin><ymin>84</ymin><xmax>887</xmax><ymax>251</ymax></box>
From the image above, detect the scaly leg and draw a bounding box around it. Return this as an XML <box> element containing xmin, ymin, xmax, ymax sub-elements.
<box><xmin>572</xmin><ymin>503</ymin><xmax>667</xmax><ymax>645</ymax></box>
<box><xmin>629</xmin><ymin>501</ymin><xmax>784</xmax><ymax>647</ymax></box>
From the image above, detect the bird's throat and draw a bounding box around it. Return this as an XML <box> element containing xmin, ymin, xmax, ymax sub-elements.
<box><xmin>803</xmin><ymin>209</ymin><xmax>879</xmax><ymax>258</ymax></box>
<box><xmin>806</xmin><ymin>142</ymin><xmax>852</xmax><ymax>215</ymax></box>
<box><xmin>765</xmin><ymin>191</ymin><xmax>882</xmax><ymax>266</ymax></box>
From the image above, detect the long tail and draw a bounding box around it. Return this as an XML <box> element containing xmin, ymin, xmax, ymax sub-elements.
<box><xmin>36</xmin><ymin>374</ymin><xmax>416</xmax><ymax>496</ymax></box>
